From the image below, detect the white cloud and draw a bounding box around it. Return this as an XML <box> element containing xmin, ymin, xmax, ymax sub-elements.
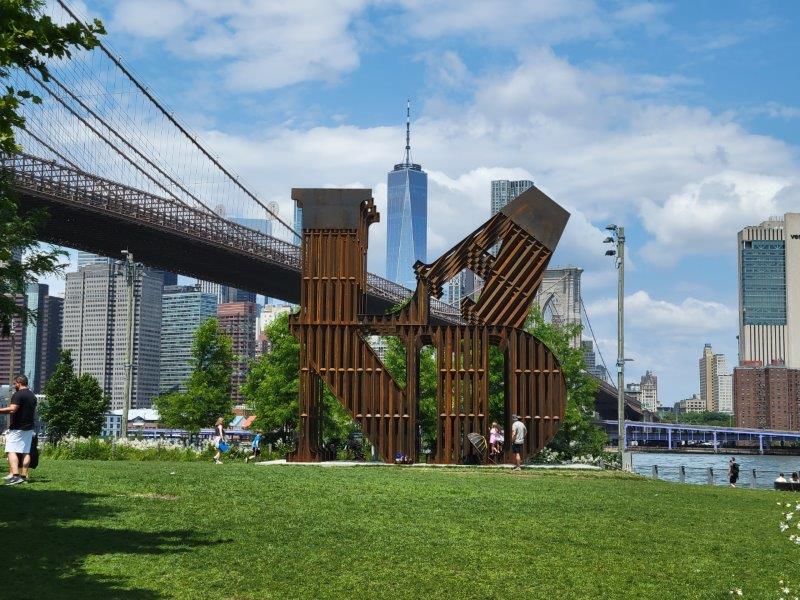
<box><xmin>639</xmin><ymin>171</ymin><xmax>797</xmax><ymax>265</ymax></box>
<box><xmin>395</xmin><ymin>0</ymin><xmax>654</xmax><ymax>45</ymax></box>
<box><xmin>110</xmin><ymin>0</ymin><xmax>369</xmax><ymax>90</ymax></box>
<box><xmin>588</xmin><ymin>290</ymin><xmax>735</xmax><ymax>338</ymax></box>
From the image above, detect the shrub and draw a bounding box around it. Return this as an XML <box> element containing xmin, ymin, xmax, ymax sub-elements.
<box><xmin>37</xmin><ymin>436</ymin><xmax>286</xmax><ymax>462</ymax></box>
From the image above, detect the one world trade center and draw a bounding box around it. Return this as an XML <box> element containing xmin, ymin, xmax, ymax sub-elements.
<box><xmin>386</xmin><ymin>100</ymin><xmax>427</xmax><ymax>290</ymax></box>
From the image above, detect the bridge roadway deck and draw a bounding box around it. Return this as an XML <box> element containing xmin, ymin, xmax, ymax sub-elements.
<box><xmin>2</xmin><ymin>153</ymin><xmax>461</xmax><ymax>324</ymax></box>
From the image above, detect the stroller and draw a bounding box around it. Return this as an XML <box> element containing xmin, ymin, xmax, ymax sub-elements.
<box><xmin>466</xmin><ymin>432</ymin><xmax>504</xmax><ymax>465</ymax></box>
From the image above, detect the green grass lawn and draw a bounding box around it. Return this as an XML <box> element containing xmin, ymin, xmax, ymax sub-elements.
<box><xmin>1</xmin><ymin>461</ymin><xmax>797</xmax><ymax>599</ymax></box>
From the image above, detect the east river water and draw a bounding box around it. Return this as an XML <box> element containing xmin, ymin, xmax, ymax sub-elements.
<box><xmin>631</xmin><ymin>451</ymin><xmax>800</xmax><ymax>490</ymax></box>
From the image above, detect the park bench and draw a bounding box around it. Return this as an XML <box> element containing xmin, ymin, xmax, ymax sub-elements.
<box><xmin>774</xmin><ymin>481</ymin><xmax>800</xmax><ymax>492</ymax></box>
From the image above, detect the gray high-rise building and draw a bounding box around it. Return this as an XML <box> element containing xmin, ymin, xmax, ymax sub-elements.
<box><xmin>699</xmin><ymin>343</ymin><xmax>729</xmax><ymax>412</ymax></box>
<box><xmin>62</xmin><ymin>262</ymin><xmax>162</xmax><ymax>410</ymax></box>
<box><xmin>581</xmin><ymin>340</ymin><xmax>608</xmax><ymax>381</ymax></box>
<box><xmin>738</xmin><ymin>213</ymin><xmax>800</xmax><ymax>368</ymax></box>
<box><xmin>198</xmin><ymin>280</ymin><xmax>256</xmax><ymax>304</ymax></box>
<box><xmin>77</xmin><ymin>251</ymin><xmax>176</xmax><ymax>286</ymax></box>
<box><xmin>160</xmin><ymin>285</ymin><xmax>217</xmax><ymax>394</ymax></box>
<box><xmin>491</xmin><ymin>179</ymin><xmax>535</xmax><ymax>216</ymax></box>
<box><xmin>76</xmin><ymin>251</ymin><xmax>110</xmax><ymax>269</ymax></box>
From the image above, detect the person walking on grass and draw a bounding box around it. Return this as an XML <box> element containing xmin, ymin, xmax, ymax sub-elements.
<box><xmin>245</xmin><ymin>431</ymin><xmax>262</xmax><ymax>463</ymax></box>
<box><xmin>728</xmin><ymin>457</ymin><xmax>740</xmax><ymax>487</ymax></box>
<box><xmin>1</xmin><ymin>375</ymin><xmax>37</xmax><ymax>486</ymax></box>
<box><xmin>511</xmin><ymin>414</ymin><xmax>526</xmax><ymax>471</ymax></box>
<box><xmin>212</xmin><ymin>417</ymin><xmax>226</xmax><ymax>464</ymax></box>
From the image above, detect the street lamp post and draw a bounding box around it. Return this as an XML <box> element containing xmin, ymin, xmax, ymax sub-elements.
<box><xmin>118</xmin><ymin>251</ymin><xmax>139</xmax><ymax>438</ymax></box>
<box><xmin>604</xmin><ymin>225</ymin><xmax>628</xmax><ymax>467</ymax></box>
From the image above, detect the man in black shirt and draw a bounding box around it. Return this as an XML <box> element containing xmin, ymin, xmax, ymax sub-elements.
<box><xmin>1</xmin><ymin>375</ymin><xmax>37</xmax><ymax>485</ymax></box>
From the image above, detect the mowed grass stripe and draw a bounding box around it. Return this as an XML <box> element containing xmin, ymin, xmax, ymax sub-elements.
<box><xmin>0</xmin><ymin>461</ymin><xmax>793</xmax><ymax>599</ymax></box>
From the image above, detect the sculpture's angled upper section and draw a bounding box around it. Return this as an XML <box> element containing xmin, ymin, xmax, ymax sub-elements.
<box><xmin>499</xmin><ymin>185</ymin><xmax>570</xmax><ymax>253</ymax></box>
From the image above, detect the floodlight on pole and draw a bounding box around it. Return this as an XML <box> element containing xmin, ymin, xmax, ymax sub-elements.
<box><xmin>604</xmin><ymin>223</ymin><xmax>627</xmax><ymax>469</ymax></box>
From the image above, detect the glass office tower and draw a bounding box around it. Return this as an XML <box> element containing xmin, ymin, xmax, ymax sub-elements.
<box><xmin>386</xmin><ymin>101</ymin><xmax>427</xmax><ymax>290</ymax></box>
<box><xmin>737</xmin><ymin>214</ymin><xmax>800</xmax><ymax>368</ymax></box>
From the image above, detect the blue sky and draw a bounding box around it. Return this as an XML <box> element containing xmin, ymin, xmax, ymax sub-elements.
<box><xmin>59</xmin><ymin>0</ymin><xmax>800</xmax><ymax>406</ymax></box>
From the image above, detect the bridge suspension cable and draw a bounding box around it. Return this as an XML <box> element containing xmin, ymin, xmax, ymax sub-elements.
<box><xmin>12</xmin><ymin>0</ymin><xmax>301</xmax><ymax>243</ymax></box>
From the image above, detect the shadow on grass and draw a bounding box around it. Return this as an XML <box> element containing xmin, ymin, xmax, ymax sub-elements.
<box><xmin>0</xmin><ymin>487</ymin><xmax>218</xmax><ymax>599</ymax></box>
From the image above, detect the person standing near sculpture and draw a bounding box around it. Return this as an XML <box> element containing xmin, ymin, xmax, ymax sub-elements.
<box><xmin>212</xmin><ymin>417</ymin><xmax>226</xmax><ymax>464</ymax></box>
<box><xmin>511</xmin><ymin>414</ymin><xmax>527</xmax><ymax>471</ymax></box>
<box><xmin>1</xmin><ymin>375</ymin><xmax>37</xmax><ymax>485</ymax></box>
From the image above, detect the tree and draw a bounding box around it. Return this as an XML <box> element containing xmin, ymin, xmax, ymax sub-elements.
<box><xmin>242</xmin><ymin>313</ymin><xmax>299</xmax><ymax>432</ymax></box>
<box><xmin>658</xmin><ymin>410</ymin><xmax>733</xmax><ymax>427</ymax></box>
<box><xmin>243</xmin><ymin>312</ymin><xmax>357</xmax><ymax>444</ymax></box>
<box><xmin>155</xmin><ymin>317</ymin><xmax>234</xmax><ymax>438</ymax></box>
<box><xmin>40</xmin><ymin>349</ymin><xmax>77</xmax><ymax>443</ymax></box>
<box><xmin>1</xmin><ymin>1</ymin><xmax>105</xmax><ymax>334</ymax></box>
<box><xmin>40</xmin><ymin>349</ymin><xmax>109</xmax><ymax>441</ymax></box>
<box><xmin>70</xmin><ymin>373</ymin><xmax>110</xmax><ymax>437</ymax></box>
<box><xmin>525</xmin><ymin>305</ymin><xmax>606</xmax><ymax>458</ymax></box>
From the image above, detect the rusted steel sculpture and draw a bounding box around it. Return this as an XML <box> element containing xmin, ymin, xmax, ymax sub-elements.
<box><xmin>288</xmin><ymin>186</ymin><xmax>569</xmax><ymax>464</ymax></box>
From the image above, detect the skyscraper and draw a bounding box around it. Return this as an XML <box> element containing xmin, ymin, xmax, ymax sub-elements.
<box><xmin>699</xmin><ymin>343</ymin><xmax>715</xmax><ymax>411</ymax></box>
<box><xmin>699</xmin><ymin>343</ymin><xmax>729</xmax><ymax>412</ymax></box>
<box><xmin>39</xmin><ymin>294</ymin><xmax>63</xmax><ymax>391</ymax></box>
<box><xmin>76</xmin><ymin>251</ymin><xmax>110</xmax><ymax>269</ymax></box>
<box><xmin>23</xmin><ymin>283</ymin><xmax>45</xmax><ymax>391</ymax></box>
<box><xmin>386</xmin><ymin>100</ymin><xmax>427</xmax><ymax>290</ymax></box>
<box><xmin>198</xmin><ymin>280</ymin><xmax>256</xmax><ymax>304</ymax></box>
<box><xmin>160</xmin><ymin>285</ymin><xmax>217</xmax><ymax>393</ymax></box>
<box><xmin>217</xmin><ymin>302</ymin><xmax>257</xmax><ymax>406</ymax></box>
<box><xmin>63</xmin><ymin>262</ymin><xmax>162</xmax><ymax>410</ymax></box>
<box><xmin>737</xmin><ymin>213</ymin><xmax>800</xmax><ymax>368</ymax></box>
<box><xmin>490</xmin><ymin>179</ymin><xmax>535</xmax><ymax>217</ymax></box>
<box><xmin>22</xmin><ymin>283</ymin><xmax>63</xmax><ymax>392</ymax></box>
<box><xmin>294</xmin><ymin>203</ymin><xmax>303</xmax><ymax>245</ymax></box>
<box><xmin>639</xmin><ymin>371</ymin><xmax>658</xmax><ymax>412</ymax></box>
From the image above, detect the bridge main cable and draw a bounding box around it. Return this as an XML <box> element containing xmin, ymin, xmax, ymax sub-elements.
<box><xmin>56</xmin><ymin>0</ymin><xmax>300</xmax><ymax>238</ymax></box>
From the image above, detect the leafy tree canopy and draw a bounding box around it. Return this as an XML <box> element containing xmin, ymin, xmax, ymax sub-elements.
<box><xmin>155</xmin><ymin>317</ymin><xmax>234</xmax><ymax>436</ymax></box>
<box><xmin>525</xmin><ymin>305</ymin><xmax>605</xmax><ymax>458</ymax></box>
<box><xmin>40</xmin><ymin>349</ymin><xmax>109</xmax><ymax>442</ymax></box>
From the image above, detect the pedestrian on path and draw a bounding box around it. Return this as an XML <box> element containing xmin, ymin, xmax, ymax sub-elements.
<box><xmin>728</xmin><ymin>457</ymin><xmax>740</xmax><ymax>487</ymax></box>
<box><xmin>245</xmin><ymin>431</ymin><xmax>262</xmax><ymax>463</ymax></box>
<box><xmin>511</xmin><ymin>414</ymin><xmax>526</xmax><ymax>471</ymax></box>
<box><xmin>212</xmin><ymin>417</ymin><xmax>226</xmax><ymax>464</ymax></box>
<box><xmin>1</xmin><ymin>375</ymin><xmax>37</xmax><ymax>486</ymax></box>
